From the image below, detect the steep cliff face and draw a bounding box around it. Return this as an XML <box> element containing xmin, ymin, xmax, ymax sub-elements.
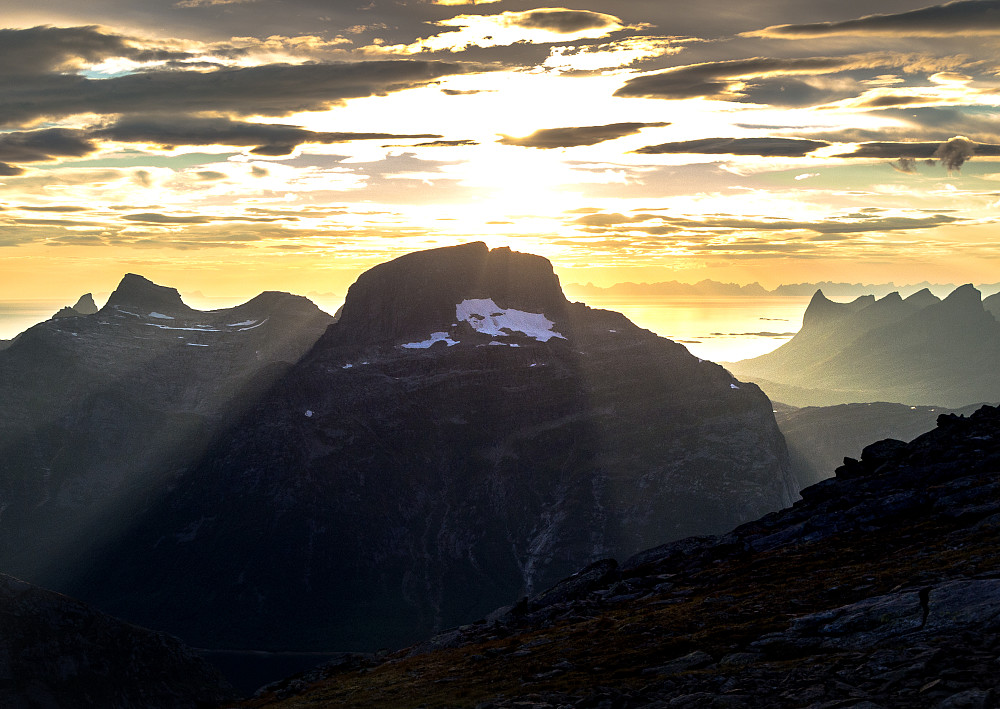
<box><xmin>730</xmin><ymin>285</ymin><xmax>1000</xmax><ymax>407</ymax></box>
<box><xmin>0</xmin><ymin>573</ymin><xmax>234</xmax><ymax>708</ymax></box>
<box><xmin>0</xmin><ymin>277</ymin><xmax>334</xmax><ymax>590</ymax></box>
<box><xmin>82</xmin><ymin>242</ymin><xmax>795</xmax><ymax>653</ymax></box>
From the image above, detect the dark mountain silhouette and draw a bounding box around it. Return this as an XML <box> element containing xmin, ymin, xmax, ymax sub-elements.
<box><xmin>0</xmin><ymin>573</ymin><xmax>234</xmax><ymax>708</ymax></box>
<box><xmin>984</xmin><ymin>290</ymin><xmax>1000</xmax><ymax>321</ymax></box>
<box><xmin>75</xmin><ymin>242</ymin><xmax>796</xmax><ymax>653</ymax></box>
<box><xmin>0</xmin><ymin>276</ymin><xmax>334</xmax><ymax>593</ymax></box>
<box><xmin>729</xmin><ymin>285</ymin><xmax>1000</xmax><ymax>407</ymax></box>
<box><xmin>244</xmin><ymin>404</ymin><xmax>1000</xmax><ymax>708</ymax></box>
<box><xmin>52</xmin><ymin>292</ymin><xmax>99</xmax><ymax>319</ymax></box>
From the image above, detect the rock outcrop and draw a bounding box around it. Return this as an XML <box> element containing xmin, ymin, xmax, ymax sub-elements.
<box><xmin>776</xmin><ymin>401</ymin><xmax>980</xmax><ymax>488</ymax></box>
<box><xmin>730</xmin><ymin>285</ymin><xmax>1000</xmax><ymax>407</ymax></box>
<box><xmin>79</xmin><ymin>242</ymin><xmax>795</xmax><ymax>653</ymax></box>
<box><xmin>243</xmin><ymin>404</ymin><xmax>1000</xmax><ymax>708</ymax></box>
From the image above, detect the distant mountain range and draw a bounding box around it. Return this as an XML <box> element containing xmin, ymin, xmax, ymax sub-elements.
<box><xmin>566</xmin><ymin>278</ymin><xmax>1000</xmax><ymax>300</ymax></box>
<box><xmin>728</xmin><ymin>285</ymin><xmax>1000</xmax><ymax>408</ymax></box>
<box><xmin>56</xmin><ymin>242</ymin><xmax>795</xmax><ymax>653</ymax></box>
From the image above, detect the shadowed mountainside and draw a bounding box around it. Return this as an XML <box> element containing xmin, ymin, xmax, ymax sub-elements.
<box><xmin>236</xmin><ymin>404</ymin><xmax>1000</xmax><ymax>708</ymax></box>
<box><xmin>74</xmin><ymin>242</ymin><xmax>795</xmax><ymax>654</ymax></box>
<box><xmin>0</xmin><ymin>573</ymin><xmax>234</xmax><ymax>708</ymax></box>
<box><xmin>0</xmin><ymin>276</ymin><xmax>334</xmax><ymax>591</ymax></box>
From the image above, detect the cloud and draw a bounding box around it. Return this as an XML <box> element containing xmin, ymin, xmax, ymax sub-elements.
<box><xmin>500</xmin><ymin>122</ymin><xmax>669</xmax><ymax>148</ymax></box>
<box><xmin>388</xmin><ymin>8</ymin><xmax>627</xmax><ymax>53</ymax></box>
<box><xmin>934</xmin><ymin>135</ymin><xmax>977</xmax><ymax>170</ymax></box>
<box><xmin>747</xmin><ymin>0</ymin><xmax>1000</xmax><ymax>38</ymax></box>
<box><xmin>634</xmin><ymin>137</ymin><xmax>830</xmax><ymax>157</ymax></box>
<box><xmin>0</xmin><ymin>163</ymin><xmax>26</xmax><ymax>177</ymax></box>
<box><xmin>613</xmin><ymin>53</ymin><xmax>965</xmax><ymax>102</ymax></box>
<box><xmin>837</xmin><ymin>136</ymin><xmax>1000</xmax><ymax>170</ymax></box>
<box><xmin>94</xmin><ymin>115</ymin><xmax>442</xmax><ymax>155</ymax></box>
<box><xmin>510</xmin><ymin>9</ymin><xmax>623</xmax><ymax>34</ymax></box>
<box><xmin>0</xmin><ymin>60</ymin><xmax>472</xmax><ymax>125</ymax></box>
<box><xmin>0</xmin><ymin>129</ymin><xmax>97</xmax><ymax>163</ymax></box>
<box><xmin>0</xmin><ymin>26</ymin><xmax>191</xmax><ymax>78</ymax></box>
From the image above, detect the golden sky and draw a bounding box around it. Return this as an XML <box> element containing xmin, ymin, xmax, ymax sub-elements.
<box><xmin>2</xmin><ymin>0</ymin><xmax>1000</xmax><ymax>302</ymax></box>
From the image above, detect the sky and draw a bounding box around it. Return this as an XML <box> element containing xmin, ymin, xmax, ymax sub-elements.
<box><xmin>3</xmin><ymin>0</ymin><xmax>1000</xmax><ymax>305</ymax></box>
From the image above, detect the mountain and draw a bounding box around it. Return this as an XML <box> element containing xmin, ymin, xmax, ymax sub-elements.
<box><xmin>0</xmin><ymin>572</ymin><xmax>234</xmax><ymax>708</ymax></box>
<box><xmin>243</xmin><ymin>404</ymin><xmax>1000</xmax><ymax>708</ymax></box>
<box><xmin>775</xmin><ymin>401</ymin><xmax>981</xmax><ymax>488</ymax></box>
<box><xmin>0</xmin><ymin>275</ymin><xmax>334</xmax><ymax>591</ymax></box>
<box><xmin>565</xmin><ymin>279</ymin><xmax>768</xmax><ymax>298</ymax></box>
<box><xmin>76</xmin><ymin>242</ymin><xmax>796</xmax><ymax>653</ymax></box>
<box><xmin>984</xmin><ymin>290</ymin><xmax>1000</xmax><ymax>321</ymax></box>
<box><xmin>729</xmin><ymin>285</ymin><xmax>1000</xmax><ymax>407</ymax></box>
<box><xmin>52</xmin><ymin>292</ymin><xmax>99</xmax><ymax>319</ymax></box>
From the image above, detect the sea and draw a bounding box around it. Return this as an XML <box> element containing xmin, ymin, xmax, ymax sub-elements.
<box><xmin>0</xmin><ymin>295</ymin><xmax>815</xmax><ymax>363</ymax></box>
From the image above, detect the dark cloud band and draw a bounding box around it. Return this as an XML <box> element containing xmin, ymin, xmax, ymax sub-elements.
<box><xmin>500</xmin><ymin>122</ymin><xmax>669</xmax><ymax>148</ymax></box>
<box><xmin>635</xmin><ymin>137</ymin><xmax>830</xmax><ymax>157</ymax></box>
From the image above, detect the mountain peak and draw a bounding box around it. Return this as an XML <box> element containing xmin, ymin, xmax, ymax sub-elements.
<box><xmin>331</xmin><ymin>242</ymin><xmax>569</xmax><ymax>346</ymax></box>
<box><xmin>101</xmin><ymin>274</ymin><xmax>193</xmax><ymax>316</ymax></box>
<box><xmin>942</xmin><ymin>283</ymin><xmax>982</xmax><ymax>307</ymax></box>
<box><xmin>72</xmin><ymin>293</ymin><xmax>98</xmax><ymax>314</ymax></box>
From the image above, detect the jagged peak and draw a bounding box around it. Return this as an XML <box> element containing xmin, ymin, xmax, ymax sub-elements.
<box><xmin>904</xmin><ymin>287</ymin><xmax>940</xmax><ymax>306</ymax></box>
<box><xmin>942</xmin><ymin>283</ymin><xmax>982</xmax><ymax>306</ymax></box>
<box><xmin>876</xmin><ymin>291</ymin><xmax>902</xmax><ymax>305</ymax></box>
<box><xmin>101</xmin><ymin>274</ymin><xmax>194</xmax><ymax>316</ymax></box>
<box><xmin>72</xmin><ymin>293</ymin><xmax>99</xmax><ymax>315</ymax></box>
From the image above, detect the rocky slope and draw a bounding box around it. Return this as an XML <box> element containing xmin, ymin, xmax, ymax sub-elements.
<box><xmin>0</xmin><ymin>573</ymin><xmax>233</xmax><ymax>708</ymax></box>
<box><xmin>79</xmin><ymin>242</ymin><xmax>796</xmax><ymax>654</ymax></box>
<box><xmin>238</xmin><ymin>404</ymin><xmax>1000</xmax><ymax>708</ymax></box>
<box><xmin>775</xmin><ymin>401</ymin><xmax>980</xmax><ymax>488</ymax></box>
<box><xmin>729</xmin><ymin>286</ymin><xmax>1000</xmax><ymax>407</ymax></box>
<box><xmin>0</xmin><ymin>275</ymin><xmax>334</xmax><ymax>591</ymax></box>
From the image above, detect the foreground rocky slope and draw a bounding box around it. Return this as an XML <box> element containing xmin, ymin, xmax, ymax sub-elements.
<box><xmin>730</xmin><ymin>285</ymin><xmax>1000</xmax><ymax>407</ymax></box>
<box><xmin>0</xmin><ymin>276</ymin><xmax>333</xmax><ymax>590</ymax></box>
<box><xmin>0</xmin><ymin>573</ymin><xmax>233</xmax><ymax>708</ymax></box>
<box><xmin>239</xmin><ymin>404</ymin><xmax>1000</xmax><ymax>708</ymax></box>
<box><xmin>82</xmin><ymin>242</ymin><xmax>795</xmax><ymax>653</ymax></box>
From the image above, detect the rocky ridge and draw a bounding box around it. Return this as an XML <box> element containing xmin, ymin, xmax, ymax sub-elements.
<box><xmin>79</xmin><ymin>242</ymin><xmax>796</xmax><ymax>653</ymax></box>
<box><xmin>730</xmin><ymin>285</ymin><xmax>1000</xmax><ymax>407</ymax></box>
<box><xmin>239</xmin><ymin>404</ymin><xmax>1000</xmax><ymax>708</ymax></box>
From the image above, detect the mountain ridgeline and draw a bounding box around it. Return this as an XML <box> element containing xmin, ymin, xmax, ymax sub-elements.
<box><xmin>71</xmin><ymin>242</ymin><xmax>796</xmax><ymax>653</ymax></box>
<box><xmin>0</xmin><ymin>275</ymin><xmax>335</xmax><ymax>590</ymax></box>
<box><xmin>729</xmin><ymin>285</ymin><xmax>1000</xmax><ymax>408</ymax></box>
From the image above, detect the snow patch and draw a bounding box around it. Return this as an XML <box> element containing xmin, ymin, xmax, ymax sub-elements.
<box><xmin>147</xmin><ymin>323</ymin><xmax>221</xmax><ymax>332</ymax></box>
<box><xmin>305</xmin><ymin>410</ymin><xmax>314</xmax><ymax>418</ymax></box>
<box><xmin>227</xmin><ymin>319</ymin><xmax>257</xmax><ymax>327</ymax></box>
<box><xmin>238</xmin><ymin>318</ymin><xmax>268</xmax><ymax>331</ymax></box>
<box><xmin>402</xmin><ymin>331</ymin><xmax>459</xmax><ymax>349</ymax></box>
<box><xmin>456</xmin><ymin>298</ymin><xmax>564</xmax><ymax>342</ymax></box>
<box><xmin>730</xmin><ymin>383</ymin><xmax>740</xmax><ymax>390</ymax></box>
<box><xmin>342</xmin><ymin>363</ymin><xmax>353</xmax><ymax>369</ymax></box>
<box><xmin>186</xmin><ymin>343</ymin><xmax>210</xmax><ymax>347</ymax></box>
<box><xmin>148</xmin><ymin>312</ymin><xmax>174</xmax><ymax>320</ymax></box>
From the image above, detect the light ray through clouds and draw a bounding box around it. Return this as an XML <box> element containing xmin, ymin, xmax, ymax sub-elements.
<box><xmin>1</xmin><ymin>0</ymin><xmax>1000</xmax><ymax>303</ymax></box>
